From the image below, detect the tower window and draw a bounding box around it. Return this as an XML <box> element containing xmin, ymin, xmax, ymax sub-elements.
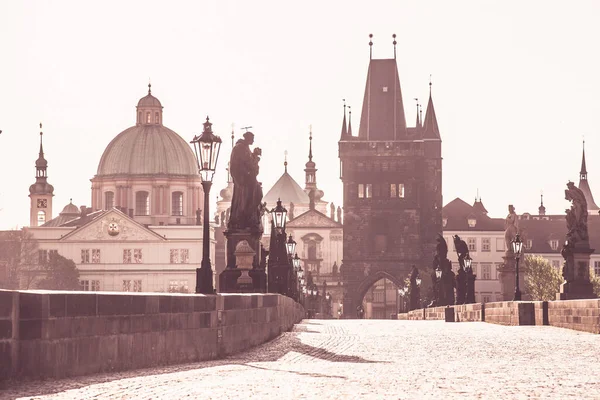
<box><xmin>146</xmin><ymin>112</ymin><xmax>151</xmax><ymax>123</ymax></box>
<box><xmin>172</xmin><ymin>191</ymin><xmax>183</xmax><ymax>216</ymax></box>
<box><xmin>358</xmin><ymin>184</ymin><xmax>365</xmax><ymax>199</ymax></box>
<box><xmin>37</xmin><ymin>210</ymin><xmax>46</xmax><ymax>225</ymax></box>
<box><xmin>390</xmin><ymin>183</ymin><xmax>405</xmax><ymax>198</ymax></box>
<box><xmin>365</xmin><ymin>184</ymin><xmax>372</xmax><ymax>198</ymax></box>
<box><xmin>135</xmin><ymin>191</ymin><xmax>150</xmax><ymax>216</ymax></box>
<box><xmin>105</xmin><ymin>191</ymin><xmax>114</xmax><ymax>210</ymax></box>
<box><xmin>155</xmin><ymin>112</ymin><xmax>159</xmax><ymax>124</ymax></box>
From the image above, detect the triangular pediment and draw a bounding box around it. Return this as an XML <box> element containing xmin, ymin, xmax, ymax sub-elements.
<box><xmin>60</xmin><ymin>209</ymin><xmax>165</xmax><ymax>242</ymax></box>
<box><xmin>287</xmin><ymin>209</ymin><xmax>342</xmax><ymax>228</ymax></box>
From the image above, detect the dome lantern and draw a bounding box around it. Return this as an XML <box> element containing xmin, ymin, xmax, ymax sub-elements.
<box><xmin>136</xmin><ymin>83</ymin><xmax>163</xmax><ymax>126</ymax></box>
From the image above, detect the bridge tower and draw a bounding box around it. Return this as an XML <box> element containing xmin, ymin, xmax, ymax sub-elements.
<box><xmin>338</xmin><ymin>36</ymin><xmax>442</xmax><ymax>317</ymax></box>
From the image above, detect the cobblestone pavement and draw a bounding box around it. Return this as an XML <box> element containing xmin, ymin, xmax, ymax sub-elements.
<box><xmin>3</xmin><ymin>320</ymin><xmax>600</xmax><ymax>399</ymax></box>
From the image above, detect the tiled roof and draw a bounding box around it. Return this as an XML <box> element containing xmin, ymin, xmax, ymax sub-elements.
<box><xmin>442</xmin><ymin>198</ymin><xmax>503</xmax><ymax>231</ymax></box>
<box><xmin>262</xmin><ymin>172</ymin><xmax>310</xmax><ymax>205</ymax></box>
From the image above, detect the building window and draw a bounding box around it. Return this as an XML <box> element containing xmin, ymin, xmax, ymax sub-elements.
<box><xmin>482</xmin><ymin>264</ymin><xmax>491</xmax><ymax>280</ymax></box>
<box><xmin>91</xmin><ymin>280</ymin><xmax>100</xmax><ymax>291</ymax></box>
<box><xmin>482</xmin><ymin>294</ymin><xmax>492</xmax><ymax>303</ymax></box>
<box><xmin>482</xmin><ymin>238</ymin><xmax>491</xmax><ymax>252</ymax></box>
<box><xmin>105</xmin><ymin>191</ymin><xmax>114</xmax><ymax>210</ymax></box>
<box><xmin>134</xmin><ymin>249</ymin><xmax>143</xmax><ymax>263</ymax></box>
<box><xmin>91</xmin><ymin>249</ymin><xmax>101</xmax><ymax>263</ymax></box>
<box><xmin>80</xmin><ymin>280</ymin><xmax>89</xmax><ymax>291</ymax></box>
<box><xmin>467</xmin><ymin>238</ymin><xmax>477</xmax><ymax>252</ymax></box>
<box><xmin>358</xmin><ymin>184</ymin><xmax>365</xmax><ymax>199</ymax></box>
<box><xmin>80</xmin><ymin>280</ymin><xmax>100</xmax><ymax>291</ymax></box>
<box><xmin>133</xmin><ymin>280</ymin><xmax>142</xmax><ymax>292</ymax></box>
<box><xmin>38</xmin><ymin>249</ymin><xmax>48</xmax><ymax>264</ymax></box>
<box><xmin>81</xmin><ymin>249</ymin><xmax>90</xmax><ymax>264</ymax></box>
<box><xmin>170</xmin><ymin>249</ymin><xmax>189</xmax><ymax>264</ymax></box>
<box><xmin>390</xmin><ymin>183</ymin><xmax>397</xmax><ymax>198</ymax></box>
<box><xmin>593</xmin><ymin>261</ymin><xmax>600</xmax><ymax>277</ymax></box>
<box><xmin>123</xmin><ymin>249</ymin><xmax>132</xmax><ymax>263</ymax></box>
<box><xmin>122</xmin><ymin>280</ymin><xmax>132</xmax><ymax>292</ymax></box>
<box><xmin>549</xmin><ymin>240</ymin><xmax>559</xmax><ymax>251</ymax></box>
<box><xmin>37</xmin><ymin>210</ymin><xmax>46</xmax><ymax>225</ymax></box>
<box><xmin>496</xmin><ymin>238</ymin><xmax>505</xmax><ymax>252</ymax></box>
<box><xmin>136</xmin><ymin>191</ymin><xmax>150</xmax><ymax>216</ymax></box>
<box><xmin>155</xmin><ymin>112</ymin><xmax>159</xmax><ymax>124</ymax></box>
<box><xmin>146</xmin><ymin>112</ymin><xmax>151</xmax><ymax>123</ymax></box>
<box><xmin>170</xmin><ymin>249</ymin><xmax>179</xmax><ymax>264</ymax></box>
<box><xmin>467</xmin><ymin>218</ymin><xmax>476</xmax><ymax>228</ymax></box>
<box><xmin>172</xmin><ymin>191</ymin><xmax>183</xmax><ymax>216</ymax></box>
<box><xmin>365</xmin><ymin>184</ymin><xmax>372</xmax><ymax>198</ymax></box>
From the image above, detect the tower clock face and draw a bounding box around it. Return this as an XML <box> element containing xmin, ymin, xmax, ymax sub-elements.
<box><xmin>37</xmin><ymin>199</ymin><xmax>47</xmax><ymax>208</ymax></box>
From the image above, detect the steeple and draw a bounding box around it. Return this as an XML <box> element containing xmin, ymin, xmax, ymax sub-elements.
<box><xmin>29</xmin><ymin>123</ymin><xmax>54</xmax><ymax>226</ymax></box>
<box><xmin>347</xmin><ymin>106</ymin><xmax>353</xmax><ymax>136</ymax></box>
<box><xmin>304</xmin><ymin>126</ymin><xmax>323</xmax><ymax>202</ymax></box>
<box><xmin>538</xmin><ymin>192</ymin><xmax>546</xmax><ymax>216</ymax></box>
<box><xmin>358</xmin><ymin>34</ymin><xmax>407</xmax><ymax>140</ymax></box>
<box><xmin>580</xmin><ymin>140</ymin><xmax>588</xmax><ymax>180</ymax></box>
<box><xmin>339</xmin><ymin>100</ymin><xmax>348</xmax><ymax>140</ymax></box>
<box><xmin>422</xmin><ymin>79</ymin><xmax>440</xmax><ymax>139</ymax></box>
<box><xmin>577</xmin><ymin>140</ymin><xmax>600</xmax><ymax>212</ymax></box>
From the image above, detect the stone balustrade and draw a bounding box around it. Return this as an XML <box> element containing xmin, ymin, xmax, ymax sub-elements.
<box><xmin>0</xmin><ymin>290</ymin><xmax>304</xmax><ymax>381</ymax></box>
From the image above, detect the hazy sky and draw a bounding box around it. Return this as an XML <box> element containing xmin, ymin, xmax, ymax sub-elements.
<box><xmin>1</xmin><ymin>1</ymin><xmax>600</xmax><ymax>229</ymax></box>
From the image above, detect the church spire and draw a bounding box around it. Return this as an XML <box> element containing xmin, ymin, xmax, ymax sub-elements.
<box><xmin>339</xmin><ymin>100</ymin><xmax>348</xmax><ymax>140</ymax></box>
<box><xmin>580</xmin><ymin>140</ymin><xmax>588</xmax><ymax>180</ymax></box>
<box><xmin>347</xmin><ymin>106</ymin><xmax>353</xmax><ymax>136</ymax></box>
<box><xmin>308</xmin><ymin>125</ymin><xmax>313</xmax><ymax>162</ymax></box>
<box><xmin>36</xmin><ymin>123</ymin><xmax>48</xmax><ymax>178</ymax></box>
<box><xmin>29</xmin><ymin>123</ymin><xmax>54</xmax><ymax>227</ymax></box>
<box><xmin>422</xmin><ymin>78</ymin><xmax>440</xmax><ymax>139</ymax></box>
<box><xmin>538</xmin><ymin>191</ymin><xmax>546</xmax><ymax>216</ymax></box>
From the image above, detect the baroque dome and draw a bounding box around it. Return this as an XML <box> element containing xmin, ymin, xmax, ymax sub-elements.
<box><xmin>95</xmin><ymin>87</ymin><xmax>198</xmax><ymax>177</ymax></box>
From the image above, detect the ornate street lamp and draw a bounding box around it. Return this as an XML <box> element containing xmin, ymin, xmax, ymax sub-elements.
<box><xmin>191</xmin><ymin>116</ymin><xmax>222</xmax><ymax>294</ymax></box>
<box><xmin>271</xmin><ymin>199</ymin><xmax>287</xmax><ymax>232</ymax></box>
<box><xmin>293</xmin><ymin>253</ymin><xmax>301</xmax><ymax>270</ymax></box>
<box><xmin>435</xmin><ymin>266</ymin><xmax>442</xmax><ymax>280</ymax></box>
<box><xmin>286</xmin><ymin>235</ymin><xmax>297</xmax><ymax>258</ymax></box>
<box><xmin>464</xmin><ymin>254</ymin><xmax>476</xmax><ymax>304</ymax></box>
<box><xmin>512</xmin><ymin>233</ymin><xmax>523</xmax><ymax>301</ymax></box>
<box><xmin>464</xmin><ymin>255</ymin><xmax>472</xmax><ymax>272</ymax></box>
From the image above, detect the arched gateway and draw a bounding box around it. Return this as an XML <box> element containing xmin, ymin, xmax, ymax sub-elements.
<box><xmin>338</xmin><ymin>40</ymin><xmax>442</xmax><ymax>317</ymax></box>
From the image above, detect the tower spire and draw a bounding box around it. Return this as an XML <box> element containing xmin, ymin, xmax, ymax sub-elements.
<box><xmin>539</xmin><ymin>190</ymin><xmax>546</xmax><ymax>216</ymax></box>
<box><xmin>580</xmin><ymin>139</ymin><xmax>588</xmax><ymax>179</ymax></box>
<box><xmin>339</xmin><ymin>99</ymin><xmax>348</xmax><ymax>139</ymax></box>
<box><xmin>422</xmin><ymin>77</ymin><xmax>440</xmax><ymax>139</ymax></box>
<box><xmin>369</xmin><ymin>34</ymin><xmax>373</xmax><ymax>59</ymax></box>
<box><xmin>347</xmin><ymin>106</ymin><xmax>353</xmax><ymax>136</ymax></box>
<box><xmin>284</xmin><ymin>150</ymin><xmax>288</xmax><ymax>173</ymax></box>
<box><xmin>393</xmin><ymin>34</ymin><xmax>397</xmax><ymax>59</ymax></box>
<box><xmin>414</xmin><ymin>98</ymin><xmax>419</xmax><ymax>128</ymax></box>
<box><xmin>308</xmin><ymin>125</ymin><xmax>313</xmax><ymax>162</ymax></box>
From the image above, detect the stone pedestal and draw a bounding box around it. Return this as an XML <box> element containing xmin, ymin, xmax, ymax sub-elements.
<box><xmin>498</xmin><ymin>253</ymin><xmax>526</xmax><ymax>301</ymax></box>
<box><xmin>557</xmin><ymin>247</ymin><xmax>595</xmax><ymax>300</ymax></box>
<box><xmin>220</xmin><ymin>229</ymin><xmax>263</xmax><ymax>293</ymax></box>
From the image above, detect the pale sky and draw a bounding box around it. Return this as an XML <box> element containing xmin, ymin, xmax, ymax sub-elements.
<box><xmin>1</xmin><ymin>0</ymin><xmax>600</xmax><ymax>229</ymax></box>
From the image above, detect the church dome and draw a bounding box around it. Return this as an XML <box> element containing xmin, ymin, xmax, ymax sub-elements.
<box><xmin>29</xmin><ymin>181</ymin><xmax>54</xmax><ymax>195</ymax></box>
<box><xmin>61</xmin><ymin>201</ymin><xmax>80</xmax><ymax>215</ymax></box>
<box><xmin>95</xmin><ymin>86</ymin><xmax>198</xmax><ymax>177</ymax></box>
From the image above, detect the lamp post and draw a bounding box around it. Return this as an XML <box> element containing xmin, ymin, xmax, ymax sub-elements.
<box><xmin>512</xmin><ymin>233</ymin><xmax>523</xmax><ymax>301</ymax></box>
<box><xmin>292</xmin><ymin>253</ymin><xmax>301</xmax><ymax>302</ymax></box>
<box><xmin>434</xmin><ymin>266</ymin><xmax>442</xmax><ymax>306</ymax></box>
<box><xmin>268</xmin><ymin>199</ymin><xmax>290</xmax><ymax>296</ymax></box>
<box><xmin>191</xmin><ymin>117</ymin><xmax>222</xmax><ymax>294</ymax></box>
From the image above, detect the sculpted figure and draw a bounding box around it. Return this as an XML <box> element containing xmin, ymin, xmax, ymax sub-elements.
<box><xmin>228</xmin><ymin>132</ymin><xmax>263</xmax><ymax>231</ymax></box>
<box><xmin>436</xmin><ymin>233</ymin><xmax>448</xmax><ymax>261</ymax></box>
<box><xmin>337</xmin><ymin>206</ymin><xmax>342</xmax><ymax>224</ymax></box>
<box><xmin>330</xmin><ymin>202</ymin><xmax>335</xmax><ymax>220</ymax></box>
<box><xmin>564</xmin><ymin>181</ymin><xmax>589</xmax><ymax>244</ymax></box>
<box><xmin>453</xmin><ymin>235</ymin><xmax>469</xmax><ymax>269</ymax></box>
<box><xmin>504</xmin><ymin>205</ymin><xmax>519</xmax><ymax>251</ymax></box>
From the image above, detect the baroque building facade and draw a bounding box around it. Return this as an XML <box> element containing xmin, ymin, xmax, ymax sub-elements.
<box><xmin>23</xmin><ymin>86</ymin><xmax>215</xmax><ymax>293</ymax></box>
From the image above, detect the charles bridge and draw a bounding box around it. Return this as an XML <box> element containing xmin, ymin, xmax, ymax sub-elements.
<box><xmin>1</xmin><ymin>289</ymin><xmax>600</xmax><ymax>399</ymax></box>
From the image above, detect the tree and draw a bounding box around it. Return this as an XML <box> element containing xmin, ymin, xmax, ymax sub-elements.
<box><xmin>590</xmin><ymin>268</ymin><xmax>600</xmax><ymax>298</ymax></box>
<box><xmin>0</xmin><ymin>230</ymin><xmax>40</xmax><ymax>289</ymax></box>
<box><xmin>523</xmin><ymin>255</ymin><xmax>563</xmax><ymax>301</ymax></box>
<box><xmin>37</xmin><ymin>253</ymin><xmax>80</xmax><ymax>290</ymax></box>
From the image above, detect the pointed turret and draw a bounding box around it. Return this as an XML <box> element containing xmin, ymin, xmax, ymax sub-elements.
<box><xmin>304</xmin><ymin>126</ymin><xmax>324</xmax><ymax>202</ymax></box>
<box><xmin>538</xmin><ymin>193</ymin><xmax>546</xmax><ymax>216</ymax></box>
<box><xmin>577</xmin><ymin>140</ymin><xmax>600</xmax><ymax>212</ymax></box>
<box><xmin>29</xmin><ymin>123</ymin><xmax>54</xmax><ymax>226</ymax></box>
<box><xmin>339</xmin><ymin>101</ymin><xmax>348</xmax><ymax>140</ymax></box>
<box><xmin>423</xmin><ymin>81</ymin><xmax>440</xmax><ymax>139</ymax></box>
<box><xmin>347</xmin><ymin>107</ymin><xmax>353</xmax><ymax>137</ymax></box>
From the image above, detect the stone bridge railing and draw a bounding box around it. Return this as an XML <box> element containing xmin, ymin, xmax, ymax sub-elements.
<box><xmin>0</xmin><ymin>290</ymin><xmax>304</xmax><ymax>381</ymax></box>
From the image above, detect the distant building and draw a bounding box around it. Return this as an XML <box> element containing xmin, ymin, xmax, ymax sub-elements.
<box><xmin>23</xmin><ymin>86</ymin><xmax>215</xmax><ymax>293</ymax></box>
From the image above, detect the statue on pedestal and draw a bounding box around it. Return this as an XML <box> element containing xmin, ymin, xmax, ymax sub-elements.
<box><xmin>504</xmin><ymin>204</ymin><xmax>518</xmax><ymax>254</ymax></box>
<box><xmin>564</xmin><ymin>181</ymin><xmax>589</xmax><ymax>246</ymax></box>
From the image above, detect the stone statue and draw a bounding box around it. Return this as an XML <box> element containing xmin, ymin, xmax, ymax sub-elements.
<box><xmin>332</xmin><ymin>261</ymin><xmax>338</xmax><ymax>276</ymax></box>
<box><xmin>564</xmin><ymin>181</ymin><xmax>589</xmax><ymax>245</ymax></box>
<box><xmin>436</xmin><ymin>233</ymin><xmax>448</xmax><ymax>261</ymax></box>
<box><xmin>337</xmin><ymin>206</ymin><xmax>342</xmax><ymax>224</ymax></box>
<box><xmin>453</xmin><ymin>234</ymin><xmax>469</xmax><ymax>269</ymax></box>
<box><xmin>504</xmin><ymin>204</ymin><xmax>519</xmax><ymax>252</ymax></box>
<box><xmin>228</xmin><ymin>132</ymin><xmax>263</xmax><ymax>232</ymax></box>
<box><xmin>330</xmin><ymin>202</ymin><xmax>335</xmax><ymax>220</ymax></box>
<box><xmin>214</xmin><ymin>213</ymin><xmax>220</xmax><ymax>225</ymax></box>
<box><xmin>289</xmin><ymin>202</ymin><xmax>295</xmax><ymax>220</ymax></box>
<box><xmin>220</xmin><ymin>211</ymin><xmax>226</xmax><ymax>226</ymax></box>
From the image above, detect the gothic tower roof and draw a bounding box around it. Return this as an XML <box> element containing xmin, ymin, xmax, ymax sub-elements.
<box><xmin>422</xmin><ymin>82</ymin><xmax>440</xmax><ymax>140</ymax></box>
<box><xmin>577</xmin><ymin>141</ymin><xmax>599</xmax><ymax>211</ymax></box>
<box><xmin>29</xmin><ymin>124</ymin><xmax>54</xmax><ymax>195</ymax></box>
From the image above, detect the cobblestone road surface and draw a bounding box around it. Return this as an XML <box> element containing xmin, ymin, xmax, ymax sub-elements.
<box><xmin>3</xmin><ymin>320</ymin><xmax>600</xmax><ymax>399</ymax></box>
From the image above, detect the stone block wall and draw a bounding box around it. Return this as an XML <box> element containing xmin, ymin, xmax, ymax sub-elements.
<box><xmin>545</xmin><ymin>299</ymin><xmax>600</xmax><ymax>334</ymax></box>
<box><xmin>0</xmin><ymin>290</ymin><xmax>304</xmax><ymax>381</ymax></box>
<box><xmin>484</xmin><ymin>301</ymin><xmax>534</xmax><ymax>326</ymax></box>
<box><xmin>454</xmin><ymin>303</ymin><xmax>484</xmax><ymax>322</ymax></box>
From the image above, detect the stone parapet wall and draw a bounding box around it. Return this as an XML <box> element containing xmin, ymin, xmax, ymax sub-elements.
<box><xmin>484</xmin><ymin>301</ymin><xmax>534</xmax><ymax>326</ymax></box>
<box><xmin>453</xmin><ymin>303</ymin><xmax>484</xmax><ymax>322</ymax></box>
<box><xmin>545</xmin><ymin>299</ymin><xmax>600</xmax><ymax>334</ymax></box>
<box><xmin>0</xmin><ymin>290</ymin><xmax>304</xmax><ymax>381</ymax></box>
